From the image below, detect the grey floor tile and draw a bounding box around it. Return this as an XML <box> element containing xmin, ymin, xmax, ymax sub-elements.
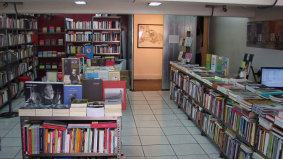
<box><xmin>0</xmin><ymin>118</ymin><xmax>19</xmax><ymax>129</ymax></box>
<box><xmin>122</xmin><ymin>145</ymin><xmax>144</xmax><ymax>157</ymax></box>
<box><xmin>145</xmin><ymin>96</ymin><xmax>164</xmax><ymax>100</ymax></box>
<box><xmin>172</xmin><ymin>144</ymin><xmax>206</xmax><ymax>155</ymax></box>
<box><xmin>136</xmin><ymin>120</ymin><xmax>160</xmax><ymax>128</ymax></box>
<box><xmin>152</xmin><ymin>109</ymin><xmax>174</xmax><ymax>115</ymax></box>
<box><xmin>137</xmin><ymin>128</ymin><xmax>164</xmax><ymax>136</ymax></box>
<box><xmin>130</xmin><ymin>101</ymin><xmax>149</xmax><ymax>105</ymax></box>
<box><xmin>167</xmin><ymin>135</ymin><xmax>197</xmax><ymax>144</ymax></box>
<box><xmin>140</xmin><ymin>135</ymin><xmax>169</xmax><ymax>145</ymax></box>
<box><xmin>132</xmin><ymin>109</ymin><xmax>153</xmax><ymax>115</ymax></box>
<box><xmin>150</xmin><ymin>104</ymin><xmax>170</xmax><ymax>109</ymax></box>
<box><xmin>155</xmin><ymin>114</ymin><xmax>179</xmax><ymax>121</ymax></box>
<box><xmin>0</xmin><ymin>147</ymin><xmax>20</xmax><ymax>159</ymax></box>
<box><xmin>193</xmin><ymin>135</ymin><xmax>211</xmax><ymax>144</ymax></box>
<box><xmin>146</xmin><ymin>156</ymin><xmax>177</xmax><ymax>159</ymax></box>
<box><xmin>171</xmin><ymin>108</ymin><xmax>185</xmax><ymax>114</ymax></box>
<box><xmin>178</xmin><ymin>155</ymin><xmax>210</xmax><ymax>159</ymax></box>
<box><xmin>162</xmin><ymin>127</ymin><xmax>190</xmax><ymax>135</ymax></box>
<box><xmin>186</xmin><ymin>126</ymin><xmax>201</xmax><ymax>135</ymax></box>
<box><xmin>123</xmin><ymin>110</ymin><xmax>134</xmax><ymax>116</ymax></box>
<box><xmin>14</xmin><ymin>150</ymin><xmax>22</xmax><ymax>159</ymax></box>
<box><xmin>147</xmin><ymin>100</ymin><xmax>167</xmax><ymax>105</ymax></box>
<box><xmin>158</xmin><ymin>120</ymin><xmax>183</xmax><ymax>127</ymax></box>
<box><xmin>200</xmin><ymin>143</ymin><xmax>220</xmax><ymax>154</ymax></box>
<box><xmin>131</xmin><ymin>105</ymin><xmax>151</xmax><ymax>110</ymax></box>
<box><xmin>1</xmin><ymin>137</ymin><xmax>22</xmax><ymax>147</ymax></box>
<box><xmin>5</xmin><ymin>123</ymin><xmax>21</xmax><ymax>138</ymax></box>
<box><xmin>0</xmin><ymin>128</ymin><xmax>11</xmax><ymax>137</ymax></box>
<box><xmin>129</xmin><ymin>96</ymin><xmax>147</xmax><ymax>101</ymax></box>
<box><xmin>176</xmin><ymin>114</ymin><xmax>189</xmax><ymax>120</ymax></box>
<box><xmin>122</xmin><ymin>136</ymin><xmax>141</xmax><ymax>146</ymax></box>
<box><xmin>208</xmin><ymin>154</ymin><xmax>223</xmax><ymax>159</ymax></box>
<box><xmin>143</xmin><ymin>145</ymin><xmax>175</xmax><ymax>157</ymax></box>
<box><xmin>122</xmin><ymin>127</ymin><xmax>138</xmax><ymax>136</ymax></box>
<box><xmin>122</xmin><ymin>121</ymin><xmax>136</xmax><ymax>128</ymax></box>
<box><xmin>134</xmin><ymin>114</ymin><xmax>156</xmax><ymax>121</ymax></box>
<box><xmin>180</xmin><ymin>119</ymin><xmax>195</xmax><ymax>127</ymax></box>
<box><xmin>122</xmin><ymin>115</ymin><xmax>135</xmax><ymax>122</ymax></box>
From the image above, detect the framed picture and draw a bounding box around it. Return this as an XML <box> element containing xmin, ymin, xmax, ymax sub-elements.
<box><xmin>138</xmin><ymin>24</ymin><xmax>163</xmax><ymax>48</ymax></box>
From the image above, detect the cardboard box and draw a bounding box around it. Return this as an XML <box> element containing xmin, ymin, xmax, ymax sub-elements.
<box><xmin>120</xmin><ymin>76</ymin><xmax>130</xmax><ymax>88</ymax></box>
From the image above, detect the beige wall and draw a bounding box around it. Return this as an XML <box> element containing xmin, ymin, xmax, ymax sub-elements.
<box><xmin>133</xmin><ymin>14</ymin><xmax>164</xmax><ymax>80</ymax></box>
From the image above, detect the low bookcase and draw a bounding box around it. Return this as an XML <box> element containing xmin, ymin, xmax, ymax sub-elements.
<box><xmin>20</xmin><ymin>116</ymin><xmax>121</xmax><ymax>159</ymax></box>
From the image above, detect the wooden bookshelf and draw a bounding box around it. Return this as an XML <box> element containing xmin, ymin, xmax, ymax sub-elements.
<box><xmin>20</xmin><ymin>116</ymin><xmax>122</xmax><ymax>158</ymax></box>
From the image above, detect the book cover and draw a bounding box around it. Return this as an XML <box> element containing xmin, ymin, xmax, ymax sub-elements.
<box><xmin>82</xmin><ymin>79</ymin><xmax>103</xmax><ymax>102</ymax></box>
<box><xmin>98</xmin><ymin>70</ymin><xmax>109</xmax><ymax>81</ymax></box>
<box><xmin>206</xmin><ymin>54</ymin><xmax>211</xmax><ymax>70</ymax></box>
<box><xmin>103</xmin><ymin>81</ymin><xmax>126</xmax><ymax>110</ymax></box>
<box><xmin>84</xmin><ymin>45</ymin><xmax>93</xmax><ymax>58</ymax></box>
<box><xmin>62</xmin><ymin>58</ymin><xmax>81</xmax><ymax>85</ymax></box>
<box><xmin>46</xmin><ymin>71</ymin><xmax>58</xmax><ymax>82</ymax></box>
<box><xmin>24</xmin><ymin>81</ymin><xmax>64</xmax><ymax>106</ymax></box>
<box><xmin>108</xmin><ymin>71</ymin><xmax>120</xmax><ymax>81</ymax></box>
<box><xmin>216</xmin><ymin>56</ymin><xmax>223</xmax><ymax>73</ymax></box>
<box><xmin>64</xmin><ymin>85</ymin><xmax>82</xmax><ymax>105</ymax></box>
<box><xmin>211</xmin><ymin>54</ymin><xmax>217</xmax><ymax>72</ymax></box>
<box><xmin>222</xmin><ymin>57</ymin><xmax>230</xmax><ymax>76</ymax></box>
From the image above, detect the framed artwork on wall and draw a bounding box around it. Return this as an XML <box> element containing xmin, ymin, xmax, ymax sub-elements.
<box><xmin>137</xmin><ymin>24</ymin><xmax>163</xmax><ymax>48</ymax></box>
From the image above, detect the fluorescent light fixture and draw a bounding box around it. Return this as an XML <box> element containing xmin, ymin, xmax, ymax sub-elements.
<box><xmin>148</xmin><ymin>2</ymin><xmax>161</xmax><ymax>6</ymax></box>
<box><xmin>75</xmin><ymin>0</ymin><xmax>86</xmax><ymax>5</ymax></box>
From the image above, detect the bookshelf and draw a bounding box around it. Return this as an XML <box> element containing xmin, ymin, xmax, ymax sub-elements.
<box><xmin>0</xmin><ymin>14</ymin><xmax>38</xmax><ymax>117</ymax></box>
<box><xmin>37</xmin><ymin>14</ymin><xmax>65</xmax><ymax>80</ymax></box>
<box><xmin>64</xmin><ymin>15</ymin><xmax>121</xmax><ymax>58</ymax></box>
<box><xmin>169</xmin><ymin>61</ymin><xmax>282</xmax><ymax>159</ymax></box>
<box><xmin>20</xmin><ymin>116</ymin><xmax>122</xmax><ymax>158</ymax></box>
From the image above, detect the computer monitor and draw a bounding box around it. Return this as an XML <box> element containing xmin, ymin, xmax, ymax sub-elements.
<box><xmin>261</xmin><ymin>67</ymin><xmax>283</xmax><ymax>88</ymax></box>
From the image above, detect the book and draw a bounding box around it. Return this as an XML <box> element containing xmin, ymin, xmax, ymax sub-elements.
<box><xmin>84</xmin><ymin>45</ymin><xmax>93</xmax><ymax>58</ymax></box>
<box><xmin>211</xmin><ymin>54</ymin><xmax>217</xmax><ymax>72</ymax></box>
<box><xmin>52</xmin><ymin>105</ymin><xmax>70</xmax><ymax>116</ymax></box>
<box><xmin>46</xmin><ymin>71</ymin><xmax>58</xmax><ymax>82</ymax></box>
<box><xmin>108</xmin><ymin>71</ymin><xmax>120</xmax><ymax>81</ymax></box>
<box><xmin>82</xmin><ymin>79</ymin><xmax>103</xmax><ymax>102</ymax></box>
<box><xmin>62</xmin><ymin>58</ymin><xmax>81</xmax><ymax>85</ymax></box>
<box><xmin>98</xmin><ymin>70</ymin><xmax>109</xmax><ymax>80</ymax></box>
<box><xmin>216</xmin><ymin>56</ymin><xmax>223</xmax><ymax>73</ymax></box>
<box><xmin>69</xmin><ymin>107</ymin><xmax>86</xmax><ymax>116</ymax></box>
<box><xmin>35</xmin><ymin>108</ymin><xmax>53</xmax><ymax>116</ymax></box>
<box><xmin>24</xmin><ymin>82</ymin><xmax>64</xmax><ymax>106</ymax></box>
<box><xmin>64</xmin><ymin>85</ymin><xmax>82</xmax><ymax>105</ymax></box>
<box><xmin>18</xmin><ymin>107</ymin><xmax>36</xmax><ymax>116</ymax></box>
<box><xmin>71</xmin><ymin>99</ymin><xmax>88</xmax><ymax>108</ymax></box>
<box><xmin>104</xmin><ymin>99</ymin><xmax>122</xmax><ymax>116</ymax></box>
<box><xmin>206</xmin><ymin>54</ymin><xmax>211</xmax><ymax>70</ymax></box>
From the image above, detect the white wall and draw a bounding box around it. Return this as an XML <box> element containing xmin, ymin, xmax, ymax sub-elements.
<box><xmin>210</xmin><ymin>8</ymin><xmax>283</xmax><ymax>79</ymax></box>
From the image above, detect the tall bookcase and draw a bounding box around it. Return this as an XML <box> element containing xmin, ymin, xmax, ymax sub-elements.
<box><xmin>169</xmin><ymin>61</ymin><xmax>282</xmax><ymax>159</ymax></box>
<box><xmin>0</xmin><ymin>14</ymin><xmax>38</xmax><ymax>117</ymax></box>
<box><xmin>37</xmin><ymin>14</ymin><xmax>65</xmax><ymax>81</ymax></box>
<box><xmin>65</xmin><ymin>15</ymin><xmax>121</xmax><ymax>58</ymax></box>
<box><xmin>20</xmin><ymin>116</ymin><xmax>122</xmax><ymax>158</ymax></box>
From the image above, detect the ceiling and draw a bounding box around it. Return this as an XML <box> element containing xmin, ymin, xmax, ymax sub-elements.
<box><xmin>0</xmin><ymin>0</ymin><xmax>282</xmax><ymax>17</ymax></box>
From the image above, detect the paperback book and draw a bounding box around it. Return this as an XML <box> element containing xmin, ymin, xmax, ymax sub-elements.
<box><xmin>62</xmin><ymin>58</ymin><xmax>80</xmax><ymax>85</ymax></box>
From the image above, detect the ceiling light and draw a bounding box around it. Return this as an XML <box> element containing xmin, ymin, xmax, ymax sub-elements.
<box><xmin>75</xmin><ymin>0</ymin><xmax>86</xmax><ymax>5</ymax></box>
<box><xmin>148</xmin><ymin>2</ymin><xmax>161</xmax><ymax>7</ymax></box>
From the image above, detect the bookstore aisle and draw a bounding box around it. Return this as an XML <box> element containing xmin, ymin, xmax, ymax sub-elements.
<box><xmin>0</xmin><ymin>90</ymin><xmax>221</xmax><ymax>159</ymax></box>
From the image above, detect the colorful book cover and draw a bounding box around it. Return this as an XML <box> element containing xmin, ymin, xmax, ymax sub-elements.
<box><xmin>216</xmin><ymin>56</ymin><xmax>223</xmax><ymax>73</ymax></box>
<box><xmin>206</xmin><ymin>54</ymin><xmax>211</xmax><ymax>70</ymax></box>
<box><xmin>211</xmin><ymin>54</ymin><xmax>217</xmax><ymax>72</ymax></box>
<box><xmin>222</xmin><ymin>57</ymin><xmax>230</xmax><ymax>76</ymax></box>
<box><xmin>64</xmin><ymin>85</ymin><xmax>82</xmax><ymax>105</ymax></box>
<box><xmin>62</xmin><ymin>58</ymin><xmax>81</xmax><ymax>85</ymax></box>
<box><xmin>84</xmin><ymin>45</ymin><xmax>93</xmax><ymax>58</ymax></box>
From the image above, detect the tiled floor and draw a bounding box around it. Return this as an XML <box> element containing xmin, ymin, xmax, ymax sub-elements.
<box><xmin>0</xmin><ymin>91</ymin><xmax>222</xmax><ymax>159</ymax></box>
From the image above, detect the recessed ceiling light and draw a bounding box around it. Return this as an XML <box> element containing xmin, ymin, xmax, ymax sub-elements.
<box><xmin>148</xmin><ymin>2</ymin><xmax>162</xmax><ymax>7</ymax></box>
<box><xmin>75</xmin><ymin>0</ymin><xmax>86</xmax><ymax>5</ymax></box>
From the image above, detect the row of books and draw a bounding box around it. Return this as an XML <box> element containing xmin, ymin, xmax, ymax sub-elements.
<box><xmin>65</xmin><ymin>18</ymin><xmax>92</xmax><ymax>30</ymax></box>
<box><xmin>0</xmin><ymin>16</ymin><xmax>38</xmax><ymax>29</ymax></box>
<box><xmin>39</xmin><ymin>39</ymin><xmax>64</xmax><ymax>46</ymax></box>
<box><xmin>10</xmin><ymin>82</ymin><xmax>19</xmax><ymax>97</ymax></box>
<box><xmin>206</xmin><ymin>54</ymin><xmax>230</xmax><ymax>76</ymax></box>
<box><xmin>0</xmin><ymin>33</ymin><xmax>36</xmax><ymax>47</ymax></box>
<box><xmin>93</xmin><ymin>32</ymin><xmax>120</xmax><ymax>42</ymax></box>
<box><xmin>22</xmin><ymin>121</ymin><xmax>118</xmax><ymax>154</ymax></box>
<box><xmin>93</xmin><ymin>20</ymin><xmax>120</xmax><ymax>29</ymax></box>
<box><xmin>94</xmin><ymin>44</ymin><xmax>120</xmax><ymax>54</ymax></box>
<box><xmin>38</xmin><ymin>51</ymin><xmax>65</xmax><ymax>57</ymax></box>
<box><xmin>65</xmin><ymin>32</ymin><xmax>92</xmax><ymax>42</ymax></box>
<box><xmin>66</xmin><ymin>45</ymin><xmax>85</xmax><ymax>54</ymax></box>
<box><xmin>39</xmin><ymin>62</ymin><xmax>60</xmax><ymax>70</ymax></box>
<box><xmin>0</xmin><ymin>87</ymin><xmax>8</xmax><ymax>105</ymax></box>
<box><xmin>86</xmin><ymin>68</ymin><xmax>121</xmax><ymax>81</ymax></box>
<box><xmin>0</xmin><ymin>72</ymin><xmax>8</xmax><ymax>88</ymax></box>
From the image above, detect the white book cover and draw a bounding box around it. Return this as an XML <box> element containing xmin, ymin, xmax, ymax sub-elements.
<box><xmin>89</xmin><ymin>128</ymin><xmax>93</xmax><ymax>153</ymax></box>
<box><xmin>98</xmin><ymin>130</ymin><xmax>104</xmax><ymax>153</ymax></box>
<box><xmin>98</xmin><ymin>70</ymin><xmax>109</xmax><ymax>81</ymax></box>
<box><xmin>66</xmin><ymin>134</ymin><xmax>70</xmax><ymax>153</ymax></box>
<box><xmin>84</xmin><ymin>128</ymin><xmax>89</xmax><ymax>153</ymax></box>
<box><xmin>111</xmin><ymin>130</ymin><xmax>115</xmax><ymax>154</ymax></box>
<box><xmin>57</xmin><ymin>137</ymin><xmax>61</xmax><ymax>153</ymax></box>
<box><xmin>263</xmin><ymin>133</ymin><xmax>270</xmax><ymax>155</ymax></box>
<box><xmin>93</xmin><ymin>128</ymin><xmax>98</xmax><ymax>153</ymax></box>
<box><xmin>211</xmin><ymin>55</ymin><xmax>217</xmax><ymax>72</ymax></box>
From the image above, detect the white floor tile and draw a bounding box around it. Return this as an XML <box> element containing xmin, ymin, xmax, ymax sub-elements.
<box><xmin>193</xmin><ymin>135</ymin><xmax>211</xmax><ymax>144</ymax></box>
<box><xmin>1</xmin><ymin>137</ymin><xmax>22</xmax><ymax>147</ymax></box>
<box><xmin>167</xmin><ymin>135</ymin><xmax>197</xmax><ymax>144</ymax></box>
<box><xmin>135</xmin><ymin>120</ymin><xmax>160</xmax><ymax>128</ymax></box>
<box><xmin>134</xmin><ymin>114</ymin><xmax>156</xmax><ymax>121</ymax></box>
<box><xmin>146</xmin><ymin>156</ymin><xmax>177</xmax><ymax>159</ymax></box>
<box><xmin>155</xmin><ymin>114</ymin><xmax>179</xmax><ymax>121</ymax></box>
<box><xmin>186</xmin><ymin>126</ymin><xmax>201</xmax><ymax>135</ymax></box>
<box><xmin>158</xmin><ymin>120</ymin><xmax>183</xmax><ymax>127</ymax></box>
<box><xmin>140</xmin><ymin>135</ymin><xmax>169</xmax><ymax>145</ymax></box>
<box><xmin>122</xmin><ymin>127</ymin><xmax>138</xmax><ymax>136</ymax></box>
<box><xmin>143</xmin><ymin>145</ymin><xmax>175</xmax><ymax>157</ymax></box>
<box><xmin>162</xmin><ymin>127</ymin><xmax>190</xmax><ymax>135</ymax></box>
<box><xmin>0</xmin><ymin>147</ymin><xmax>20</xmax><ymax>159</ymax></box>
<box><xmin>172</xmin><ymin>144</ymin><xmax>206</xmax><ymax>155</ymax></box>
<box><xmin>137</xmin><ymin>128</ymin><xmax>164</xmax><ymax>136</ymax></box>
<box><xmin>200</xmin><ymin>143</ymin><xmax>220</xmax><ymax>154</ymax></box>
<box><xmin>122</xmin><ymin>146</ymin><xmax>144</xmax><ymax>157</ymax></box>
<box><xmin>122</xmin><ymin>136</ymin><xmax>141</xmax><ymax>146</ymax></box>
<box><xmin>177</xmin><ymin>155</ymin><xmax>210</xmax><ymax>159</ymax></box>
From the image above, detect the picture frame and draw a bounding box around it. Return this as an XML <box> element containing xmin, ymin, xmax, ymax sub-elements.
<box><xmin>137</xmin><ymin>24</ymin><xmax>163</xmax><ymax>48</ymax></box>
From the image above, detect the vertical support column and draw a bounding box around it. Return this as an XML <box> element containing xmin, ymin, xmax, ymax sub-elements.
<box><xmin>201</xmin><ymin>17</ymin><xmax>209</xmax><ymax>67</ymax></box>
<box><xmin>116</xmin><ymin>116</ymin><xmax>122</xmax><ymax>159</ymax></box>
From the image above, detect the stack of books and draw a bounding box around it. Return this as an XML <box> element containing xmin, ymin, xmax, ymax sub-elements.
<box><xmin>87</xmin><ymin>101</ymin><xmax>105</xmax><ymax>117</ymax></box>
<box><xmin>104</xmin><ymin>99</ymin><xmax>122</xmax><ymax>116</ymax></box>
<box><xmin>270</xmin><ymin>94</ymin><xmax>283</xmax><ymax>103</ymax></box>
<box><xmin>70</xmin><ymin>99</ymin><xmax>88</xmax><ymax>116</ymax></box>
